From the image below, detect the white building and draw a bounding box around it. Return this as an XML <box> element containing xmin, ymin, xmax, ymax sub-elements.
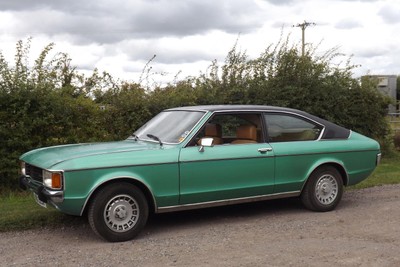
<box><xmin>363</xmin><ymin>75</ymin><xmax>397</xmax><ymax>113</ymax></box>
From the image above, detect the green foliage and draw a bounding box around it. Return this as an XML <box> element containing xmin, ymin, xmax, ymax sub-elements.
<box><xmin>394</xmin><ymin>132</ymin><xmax>400</xmax><ymax>150</ymax></box>
<box><xmin>189</xmin><ymin>37</ymin><xmax>391</xmax><ymax>145</ymax></box>
<box><xmin>148</xmin><ymin>81</ymin><xmax>198</xmax><ymax>113</ymax></box>
<box><xmin>0</xmin><ymin>37</ymin><xmax>394</xmax><ymax>190</ymax></box>
<box><xmin>96</xmin><ymin>83</ymin><xmax>151</xmax><ymax>140</ymax></box>
<box><xmin>0</xmin><ymin>40</ymin><xmax>109</xmax><ymax>189</ymax></box>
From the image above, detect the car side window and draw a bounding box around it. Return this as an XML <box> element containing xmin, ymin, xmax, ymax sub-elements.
<box><xmin>189</xmin><ymin>113</ymin><xmax>264</xmax><ymax>146</ymax></box>
<box><xmin>264</xmin><ymin>113</ymin><xmax>322</xmax><ymax>142</ymax></box>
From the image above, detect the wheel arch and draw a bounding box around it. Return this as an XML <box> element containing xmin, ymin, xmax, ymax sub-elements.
<box><xmin>80</xmin><ymin>177</ymin><xmax>157</xmax><ymax>216</ymax></box>
<box><xmin>301</xmin><ymin>161</ymin><xmax>349</xmax><ymax>192</ymax></box>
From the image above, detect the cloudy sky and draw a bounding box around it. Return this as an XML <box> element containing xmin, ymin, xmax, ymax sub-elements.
<box><xmin>0</xmin><ymin>0</ymin><xmax>399</xmax><ymax>84</ymax></box>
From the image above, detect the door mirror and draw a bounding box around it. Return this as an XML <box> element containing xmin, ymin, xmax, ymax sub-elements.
<box><xmin>200</xmin><ymin>138</ymin><xmax>214</xmax><ymax>147</ymax></box>
<box><xmin>198</xmin><ymin>137</ymin><xmax>214</xmax><ymax>152</ymax></box>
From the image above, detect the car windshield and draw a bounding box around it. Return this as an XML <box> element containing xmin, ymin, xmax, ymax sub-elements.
<box><xmin>132</xmin><ymin>110</ymin><xmax>205</xmax><ymax>144</ymax></box>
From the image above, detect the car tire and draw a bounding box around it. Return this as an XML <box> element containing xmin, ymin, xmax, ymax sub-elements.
<box><xmin>301</xmin><ymin>166</ymin><xmax>343</xmax><ymax>212</ymax></box>
<box><xmin>88</xmin><ymin>182</ymin><xmax>149</xmax><ymax>242</ymax></box>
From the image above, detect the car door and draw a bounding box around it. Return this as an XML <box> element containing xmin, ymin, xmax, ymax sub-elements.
<box><xmin>178</xmin><ymin>112</ymin><xmax>275</xmax><ymax>204</ymax></box>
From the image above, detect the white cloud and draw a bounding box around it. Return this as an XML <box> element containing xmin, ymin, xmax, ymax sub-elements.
<box><xmin>3</xmin><ymin>0</ymin><xmax>265</xmax><ymax>44</ymax></box>
<box><xmin>334</xmin><ymin>19</ymin><xmax>363</xmax><ymax>29</ymax></box>
<box><xmin>378</xmin><ymin>4</ymin><xmax>400</xmax><ymax>24</ymax></box>
<box><xmin>0</xmin><ymin>0</ymin><xmax>399</xmax><ymax>84</ymax></box>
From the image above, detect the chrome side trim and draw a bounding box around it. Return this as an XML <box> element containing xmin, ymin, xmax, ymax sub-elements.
<box><xmin>180</xmin><ymin>149</ymin><xmax>377</xmax><ymax>164</ymax></box>
<box><xmin>273</xmin><ymin>149</ymin><xmax>379</xmax><ymax>158</ymax></box>
<box><xmin>156</xmin><ymin>191</ymin><xmax>300</xmax><ymax>213</ymax></box>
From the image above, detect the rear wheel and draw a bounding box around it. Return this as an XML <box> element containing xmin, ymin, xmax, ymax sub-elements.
<box><xmin>88</xmin><ymin>182</ymin><xmax>149</xmax><ymax>242</ymax></box>
<box><xmin>301</xmin><ymin>166</ymin><xmax>343</xmax><ymax>212</ymax></box>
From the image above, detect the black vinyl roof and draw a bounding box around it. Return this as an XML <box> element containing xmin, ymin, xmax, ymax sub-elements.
<box><xmin>168</xmin><ymin>105</ymin><xmax>295</xmax><ymax>112</ymax></box>
<box><xmin>167</xmin><ymin>105</ymin><xmax>350</xmax><ymax>140</ymax></box>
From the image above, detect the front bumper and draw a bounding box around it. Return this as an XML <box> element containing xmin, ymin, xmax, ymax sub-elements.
<box><xmin>19</xmin><ymin>175</ymin><xmax>64</xmax><ymax>205</ymax></box>
<box><xmin>376</xmin><ymin>153</ymin><xmax>382</xmax><ymax>166</ymax></box>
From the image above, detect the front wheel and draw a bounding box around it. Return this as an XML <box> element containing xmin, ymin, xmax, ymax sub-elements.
<box><xmin>88</xmin><ymin>182</ymin><xmax>149</xmax><ymax>242</ymax></box>
<box><xmin>301</xmin><ymin>166</ymin><xmax>343</xmax><ymax>212</ymax></box>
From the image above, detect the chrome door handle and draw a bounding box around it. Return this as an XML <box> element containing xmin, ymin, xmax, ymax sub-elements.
<box><xmin>258</xmin><ymin>147</ymin><xmax>272</xmax><ymax>153</ymax></box>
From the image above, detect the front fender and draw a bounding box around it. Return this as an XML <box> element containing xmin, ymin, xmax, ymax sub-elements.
<box><xmin>61</xmin><ymin>163</ymin><xmax>179</xmax><ymax>216</ymax></box>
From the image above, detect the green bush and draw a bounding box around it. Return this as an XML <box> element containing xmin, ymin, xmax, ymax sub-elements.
<box><xmin>190</xmin><ymin>38</ymin><xmax>391</xmax><ymax>144</ymax></box>
<box><xmin>0</xmin><ymin>40</ymin><xmax>109</xmax><ymax>190</ymax></box>
<box><xmin>394</xmin><ymin>132</ymin><xmax>400</xmax><ymax>150</ymax></box>
<box><xmin>0</xmin><ymin>37</ymin><xmax>394</xmax><ymax>191</ymax></box>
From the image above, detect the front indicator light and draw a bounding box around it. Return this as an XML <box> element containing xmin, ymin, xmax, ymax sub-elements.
<box><xmin>43</xmin><ymin>170</ymin><xmax>63</xmax><ymax>189</ymax></box>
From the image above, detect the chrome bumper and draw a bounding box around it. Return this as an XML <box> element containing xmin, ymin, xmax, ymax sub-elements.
<box><xmin>19</xmin><ymin>175</ymin><xmax>64</xmax><ymax>204</ymax></box>
<box><xmin>376</xmin><ymin>153</ymin><xmax>382</xmax><ymax>166</ymax></box>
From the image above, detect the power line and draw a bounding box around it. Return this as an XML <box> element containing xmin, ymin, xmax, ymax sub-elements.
<box><xmin>292</xmin><ymin>21</ymin><xmax>316</xmax><ymax>56</ymax></box>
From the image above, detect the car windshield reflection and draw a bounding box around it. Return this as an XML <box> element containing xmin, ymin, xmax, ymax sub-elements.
<box><xmin>132</xmin><ymin>110</ymin><xmax>205</xmax><ymax>144</ymax></box>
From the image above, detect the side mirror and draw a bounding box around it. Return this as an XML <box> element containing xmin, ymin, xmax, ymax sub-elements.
<box><xmin>198</xmin><ymin>137</ymin><xmax>214</xmax><ymax>152</ymax></box>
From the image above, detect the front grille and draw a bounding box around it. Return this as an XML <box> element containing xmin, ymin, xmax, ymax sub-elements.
<box><xmin>25</xmin><ymin>163</ymin><xmax>43</xmax><ymax>182</ymax></box>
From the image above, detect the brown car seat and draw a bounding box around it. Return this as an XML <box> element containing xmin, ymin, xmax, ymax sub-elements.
<box><xmin>199</xmin><ymin>123</ymin><xmax>223</xmax><ymax>145</ymax></box>
<box><xmin>231</xmin><ymin>125</ymin><xmax>258</xmax><ymax>144</ymax></box>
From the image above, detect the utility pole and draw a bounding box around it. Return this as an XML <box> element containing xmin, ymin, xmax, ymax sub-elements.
<box><xmin>293</xmin><ymin>21</ymin><xmax>316</xmax><ymax>56</ymax></box>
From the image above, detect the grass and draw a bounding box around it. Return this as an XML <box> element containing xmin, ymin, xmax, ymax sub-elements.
<box><xmin>0</xmin><ymin>192</ymin><xmax>83</xmax><ymax>232</ymax></box>
<box><xmin>1</xmin><ymin>153</ymin><xmax>399</xmax><ymax>232</ymax></box>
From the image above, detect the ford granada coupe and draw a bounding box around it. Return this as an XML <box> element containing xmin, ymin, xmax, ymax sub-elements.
<box><xmin>19</xmin><ymin>105</ymin><xmax>381</xmax><ymax>242</ymax></box>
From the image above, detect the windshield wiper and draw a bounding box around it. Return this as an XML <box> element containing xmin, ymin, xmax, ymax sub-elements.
<box><xmin>130</xmin><ymin>134</ymin><xmax>139</xmax><ymax>141</ymax></box>
<box><xmin>147</xmin><ymin>134</ymin><xmax>163</xmax><ymax>146</ymax></box>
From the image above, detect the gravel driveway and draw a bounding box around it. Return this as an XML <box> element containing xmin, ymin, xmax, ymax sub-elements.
<box><xmin>1</xmin><ymin>184</ymin><xmax>400</xmax><ymax>267</ymax></box>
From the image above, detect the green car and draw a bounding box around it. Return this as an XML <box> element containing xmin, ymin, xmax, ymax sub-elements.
<box><xmin>19</xmin><ymin>105</ymin><xmax>381</xmax><ymax>242</ymax></box>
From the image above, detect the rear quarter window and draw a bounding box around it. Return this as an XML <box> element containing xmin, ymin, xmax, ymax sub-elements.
<box><xmin>265</xmin><ymin>113</ymin><xmax>323</xmax><ymax>142</ymax></box>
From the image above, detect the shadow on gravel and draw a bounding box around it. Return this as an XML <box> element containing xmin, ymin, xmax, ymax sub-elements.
<box><xmin>46</xmin><ymin>197</ymin><xmax>307</xmax><ymax>241</ymax></box>
<box><xmin>48</xmin><ymin>195</ymin><xmax>357</xmax><ymax>241</ymax></box>
<box><xmin>144</xmin><ymin>197</ymin><xmax>305</xmax><ymax>236</ymax></box>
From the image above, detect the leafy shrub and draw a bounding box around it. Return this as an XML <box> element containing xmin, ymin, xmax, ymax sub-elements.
<box><xmin>191</xmin><ymin>37</ymin><xmax>391</xmax><ymax>143</ymax></box>
<box><xmin>0</xmin><ymin>37</ymin><xmax>394</xmax><ymax>191</ymax></box>
<box><xmin>394</xmin><ymin>132</ymin><xmax>400</xmax><ymax>150</ymax></box>
<box><xmin>0</xmin><ymin>40</ymin><xmax>109</xmax><ymax>190</ymax></box>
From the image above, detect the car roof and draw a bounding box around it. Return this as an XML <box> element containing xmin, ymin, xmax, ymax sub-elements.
<box><xmin>167</xmin><ymin>105</ymin><xmax>299</xmax><ymax>113</ymax></box>
<box><xmin>166</xmin><ymin>105</ymin><xmax>351</xmax><ymax>140</ymax></box>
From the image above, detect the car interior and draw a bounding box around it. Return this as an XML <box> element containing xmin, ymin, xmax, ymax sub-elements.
<box><xmin>191</xmin><ymin>113</ymin><xmax>264</xmax><ymax>146</ymax></box>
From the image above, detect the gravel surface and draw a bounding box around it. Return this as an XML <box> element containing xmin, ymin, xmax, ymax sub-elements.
<box><xmin>1</xmin><ymin>184</ymin><xmax>400</xmax><ymax>267</ymax></box>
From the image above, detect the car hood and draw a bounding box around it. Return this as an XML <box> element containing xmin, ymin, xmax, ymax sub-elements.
<box><xmin>20</xmin><ymin>140</ymin><xmax>169</xmax><ymax>170</ymax></box>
